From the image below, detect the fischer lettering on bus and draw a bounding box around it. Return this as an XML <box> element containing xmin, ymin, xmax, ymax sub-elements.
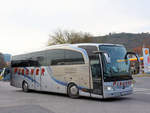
<box><xmin>14</xmin><ymin>68</ymin><xmax>45</xmax><ymax>76</ymax></box>
<box><xmin>113</xmin><ymin>81</ymin><xmax>132</xmax><ymax>87</ymax></box>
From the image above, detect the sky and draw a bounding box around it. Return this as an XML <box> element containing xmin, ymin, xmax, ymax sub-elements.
<box><xmin>0</xmin><ymin>0</ymin><xmax>150</xmax><ymax>55</ymax></box>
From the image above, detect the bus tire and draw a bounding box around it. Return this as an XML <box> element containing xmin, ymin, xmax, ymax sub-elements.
<box><xmin>67</xmin><ymin>83</ymin><xmax>79</xmax><ymax>99</ymax></box>
<box><xmin>22</xmin><ymin>81</ymin><xmax>29</xmax><ymax>92</ymax></box>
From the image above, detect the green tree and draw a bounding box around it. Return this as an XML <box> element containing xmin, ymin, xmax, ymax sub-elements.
<box><xmin>48</xmin><ymin>29</ymin><xmax>93</xmax><ymax>45</ymax></box>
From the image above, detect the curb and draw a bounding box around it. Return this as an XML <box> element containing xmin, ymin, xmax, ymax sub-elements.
<box><xmin>133</xmin><ymin>74</ymin><xmax>150</xmax><ymax>77</ymax></box>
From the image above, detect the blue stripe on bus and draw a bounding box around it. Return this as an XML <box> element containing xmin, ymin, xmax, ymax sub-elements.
<box><xmin>51</xmin><ymin>76</ymin><xmax>68</xmax><ymax>86</ymax></box>
<box><xmin>47</xmin><ymin>67</ymin><xmax>87</xmax><ymax>90</ymax></box>
<box><xmin>51</xmin><ymin>76</ymin><xmax>86</xmax><ymax>90</ymax></box>
<box><xmin>23</xmin><ymin>74</ymin><xmax>40</xmax><ymax>85</ymax></box>
<box><xmin>23</xmin><ymin>67</ymin><xmax>40</xmax><ymax>85</ymax></box>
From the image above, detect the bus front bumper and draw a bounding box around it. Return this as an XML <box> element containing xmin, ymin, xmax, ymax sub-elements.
<box><xmin>103</xmin><ymin>89</ymin><xmax>133</xmax><ymax>98</ymax></box>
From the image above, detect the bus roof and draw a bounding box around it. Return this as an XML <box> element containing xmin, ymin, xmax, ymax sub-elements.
<box><xmin>72</xmin><ymin>43</ymin><xmax>123</xmax><ymax>47</ymax></box>
<box><xmin>13</xmin><ymin>43</ymin><xmax>123</xmax><ymax>56</ymax></box>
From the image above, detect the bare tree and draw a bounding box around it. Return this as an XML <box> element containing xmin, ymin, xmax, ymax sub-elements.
<box><xmin>48</xmin><ymin>29</ymin><xmax>93</xmax><ymax>45</ymax></box>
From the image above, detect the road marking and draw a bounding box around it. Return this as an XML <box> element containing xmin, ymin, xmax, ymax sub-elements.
<box><xmin>134</xmin><ymin>88</ymin><xmax>150</xmax><ymax>95</ymax></box>
<box><xmin>134</xmin><ymin>88</ymin><xmax>150</xmax><ymax>92</ymax></box>
<box><xmin>145</xmin><ymin>93</ymin><xmax>150</xmax><ymax>95</ymax></box>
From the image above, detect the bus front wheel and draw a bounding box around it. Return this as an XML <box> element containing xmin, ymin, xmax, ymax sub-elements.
<box><xmin>22</xmin><ymin>81</ymin><xmax>29</xmax><ymax>92</ymax></box>
<box><xmin>67</xmin><ymin>83</ymin><xmax>79</xmax><ymax>99</ymax></box>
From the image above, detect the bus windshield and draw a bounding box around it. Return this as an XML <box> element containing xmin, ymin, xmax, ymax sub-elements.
<box><xmin>99</xmin><ymin>45</ymin><xmax>131</xmax><ymax>81</ymax></box>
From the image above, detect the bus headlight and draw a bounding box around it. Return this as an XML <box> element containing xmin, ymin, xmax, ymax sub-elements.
<box><xmin>107</xmin><ymin>86</ymin><xmax>113</xmax><ymax>91</ymax></box>
<box><xmin>131</xmin><ymin>80</ymin><xmax>135</xmax><ymax>88</ymax></box>
<box><xmin>104</xmin><ymin>86</ymin><xmax>114</xmax><ymax>91</ymax></box>
<box><xmin>131</xmin><ymin>83</ymin><xmax>134</xmax><ymax>88</ymax></box>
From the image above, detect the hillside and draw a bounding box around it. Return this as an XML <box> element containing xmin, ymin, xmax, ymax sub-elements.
<box><xmin>92</xmin><ymin>33</ymin><xmax>150</xmax><ymax>55</ymax></box>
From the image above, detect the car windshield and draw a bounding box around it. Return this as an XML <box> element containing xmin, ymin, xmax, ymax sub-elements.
<box><xmin>99</xmin><ymin>45</ymin><xmax>130</xmax><ymax>78</ymax></box>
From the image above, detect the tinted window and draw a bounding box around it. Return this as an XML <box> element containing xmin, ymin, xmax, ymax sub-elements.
<box><xmin>11</xmin><ymin>60</ymin><xmax>39</xmax><ymax>67</ymax></box>
<box><xmin>11</xmin><ymin>60</ymin><xmax>21</xmax><ymax>67</ymax></box>
<box><xmin>46</xmin><ymin>49</ymin><xmax>65</xmax><ymax>65</ymax></box>
<box><xmin>64</xmin><ymin>50</ymin><xmax>84</xmax><ymax>65</ymax></box>
<box><xmin>79</xmin><ymin>46</ymin><xmax>98</xmax><ymax>58</ymax></box>
<box><xmin>31</xmin><ymin>51</ymin><xmax>46</xmax><ymax>66</ymax></box>
<box><xmin>46</xmin><ymin>49</ymin><xmax>84</xmax><ymax>66</ymax></box>
<box><xmin>11</xmin><ymin>51</ymin><xmax>46</xmax><ymax>67</ymax></box>
<box><xmin>11</xmin><ymin>49</ymin><xmax>85</xmax><ymax>67</ymax></box>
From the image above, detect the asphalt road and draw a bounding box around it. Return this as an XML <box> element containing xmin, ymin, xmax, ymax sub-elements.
<box><xmin>0</xmin><ymin>77</ymin><xmax>150</xmax><ymax>113</ymax></box>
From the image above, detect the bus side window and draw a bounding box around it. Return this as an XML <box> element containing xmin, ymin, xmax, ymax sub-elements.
<box><xmin>28</xmin><ymin>60</ymin><xmax>39</xmax><ymax>67</ymax></box>
<box><xmin>46</xmin><ymin>49</ymin><xmax>84</xmax><ymax>66</ymax></box>
<box><xmin>46</xmin><ymin>49</ymin><xmax>65</xmax><ymax>66</ymax></box>
<box><xmin>30</xmin><ymin>51</ymin><xmax>47</xmax><ymax>66</ymax></box>
<box><xmin>64</xmin><ymin>50</ymin><xmax>84</xmax><ymax>65</ymax></box>
<box><xmin>11</xmin><ymin>60</ymin><xmax>22</xmax><ymax>67</ymax></box>
<box><xmin>36</xmin><ymin>56</ymin><xmax>45</xmax><ymax>66</ymax></box>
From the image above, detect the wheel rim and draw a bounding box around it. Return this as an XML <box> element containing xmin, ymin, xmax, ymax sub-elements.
<box><xmin>23</xmin><ymin>82</ymin><xmax>28</xmax><ymax>92</ymax></box>
<box><xmin>70</xmin><ymin>86</ymin><xmax>78</xmax><ymax>95</ymax></box>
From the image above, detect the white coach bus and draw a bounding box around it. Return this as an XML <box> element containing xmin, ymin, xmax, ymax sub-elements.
<box><xmin>10</xmin><ymin>43</ymin><xmax>139</xmax><ymax>99</ymax></box>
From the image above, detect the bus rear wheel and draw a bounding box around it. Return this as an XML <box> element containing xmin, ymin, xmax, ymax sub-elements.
<box><xmin>67</xmin><ymin>83</ymin><xmax>79</xmax><ymax>99</ymax></box>
<box><xmin>22</xmin><ymin>81</ymin><xmax>29</xmax><ymax>92</ymax></box>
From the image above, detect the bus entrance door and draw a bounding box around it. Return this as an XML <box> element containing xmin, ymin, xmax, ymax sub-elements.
<box><xmin>90</xmin><ymin>54</ymin><xmax>102</xmax><ymax>95</ymax></box>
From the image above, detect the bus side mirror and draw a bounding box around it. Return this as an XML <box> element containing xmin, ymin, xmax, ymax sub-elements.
<box><xmin>93</xmin><ymin>51</ymin><xmax>111</xmax><ymax>63</ymax></box>
<box><xmin>125</xmin><ymin>52</ymin><xmax>140</xmax><ymax>74</ymax></box>
<box><xmin>125</xmin><ymin>52</ymin><xmax>140</xmax><ymax>63</ymax></box>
